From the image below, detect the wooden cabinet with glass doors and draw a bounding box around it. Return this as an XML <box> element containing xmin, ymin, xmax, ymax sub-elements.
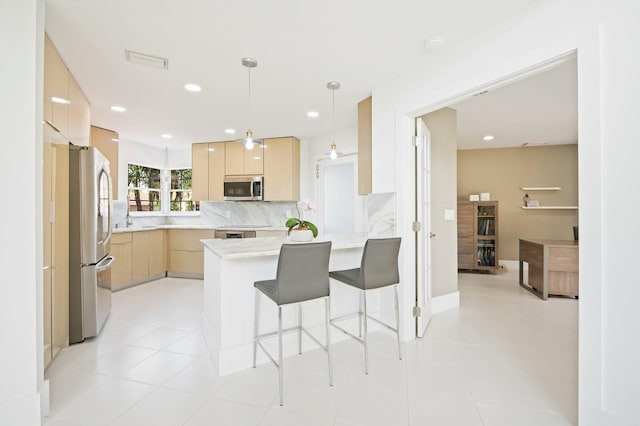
<box><xmin>457</xmin><ymin>201</ymin><xmax>499</xmax><ymax>272</ymax></box>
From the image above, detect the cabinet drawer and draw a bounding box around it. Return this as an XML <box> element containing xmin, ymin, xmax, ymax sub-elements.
<box><xmin>111</xmin><ymin>232</ymin><xmax>132</xmax><ymax>244</ymax></box>
<box><xmin>168</xmin><ymin>229</ymin><xmax>215</xmax><ymax>251</ymax></box>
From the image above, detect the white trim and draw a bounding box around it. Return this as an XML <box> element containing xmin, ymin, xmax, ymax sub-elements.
<box><xmin>40</xmin><ymin>379</ymin><xmax>50</xmax><ymax>418</ymax></box>
<box><xmin>431</xmin><ymin>291</ymin><xmax>460</xmax><ymax>314</ymax></box>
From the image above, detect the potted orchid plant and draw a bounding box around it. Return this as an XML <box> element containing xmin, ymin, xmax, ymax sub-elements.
<box><xmin>285</xmin><ymin>199</ymin><xmax>318</xmax><ymax>241</ymax></box>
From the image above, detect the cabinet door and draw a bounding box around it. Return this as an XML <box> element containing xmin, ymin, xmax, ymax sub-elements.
<box><xmin>52</xmin><ymin>143</ymin><xmax>69</xmax><ymax>357</ymax></box>
<box><xmin>225</xmin><ymin>142</ymin><xmax>244</xmax><ymax>175</ymax></box>
<box><xmin>208</xmin><ymin>142</ymin><xmax>225</xmax><ymax>201</ymax></box>
<box><xmin>45</xmin><ymin>35</ymin><xmax>70</xmax><ymax>137</ymax></box>
<box><xmin>357</xmin><ymin>96</ymin><xmax>372</xmax><ymax>195</ymax></box>
<box><xmin>111</xmin><ymin>233</ymin><xmax>132</xmax><ymax>289</ymax></box>
<box><xmin>192</xmin><ymin>143</ymin><xmax>209</xmax><ymax>201</ymax></box>
<box><xmin>147</xmin><ymin>230</ymin><xmax>165</xmax><ymax>276</ymax></box>
<box><xmin>90</xmin><ymin>126</ymin><xmax>119</xmax><ymax>199</ymax></box>
<box><xmin>243</xmin><ymin>144</ymin><xmax>264</xmax><ymax>175</ymax></box>
<box><xmin>68</xmin><ymin>76</ymin><xmax>91</xmax><ymax>147</ymax></box>
<box><xmin>132</xmin><ymin>232</ymin><xmax>150</xmax><ymax>281</ymax></box>
<box><xmin>263</xmin><ymin>137</ymin><xmax>300</xmax><ymax>201</ymax></box>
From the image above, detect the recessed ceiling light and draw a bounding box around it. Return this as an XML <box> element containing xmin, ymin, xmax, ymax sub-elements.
<box><xmin>110</xmin><ymin>105</ymin><xmax>126</xmax><ymax>112</ymax></box>
<box><xmin>224</xmin><ymin>128</ymin><xmax>236</xmax><ymax>134</ymax></box>
<box><xmin>184</xmin><ymin>83</ymin><xmax>201</xmax><ymax>92</ymax></box>
<box><xmin>423</xmin><ymin>35</ymin><xmax>445</xmax><ymax>51</ymax></box>
<box><xmin>161</xmin><ymin>134</ymin><xmax>172</xmax><ymax>139</ymax></box>
<box><xmin>51</xmin><ymin>97</ymin><xmax>70</xmax><ymax>104</ymax></box>
<box><xmin>307</xmin><ymin>111</ymin><xmax>319</xmax><ymax>118</ymax></box>
<box><xmin>111</xmin><ymin>138</ymin><xmax>119</xmax><ymax>142</ymax></box>
<box><xmin>482</xmin><ymin>135</ymin><xmax>495</xmax><ymax>141</ymax></box>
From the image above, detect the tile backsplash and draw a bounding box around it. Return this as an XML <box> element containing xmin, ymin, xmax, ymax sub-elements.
<box><xmin>113</xmin><ymin>200</ymin><xmax>297</xmax><ymax>229</ymax></box>
<box><xmin>113</xmin><ymin>194</ymin><xmax>396</xmax><ymax>236</ymax></box>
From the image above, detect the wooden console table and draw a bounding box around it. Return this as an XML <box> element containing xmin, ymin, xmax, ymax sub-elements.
<box><xmin>519</xmin><ymin>239</ymin><xmax>579</xmax><ymax>300</ymax></box>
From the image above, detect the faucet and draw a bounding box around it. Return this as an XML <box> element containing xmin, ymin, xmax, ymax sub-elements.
<box><xmin>126</xmin><ymin>194</ymin><xmax>133</xmax><ymax>226</ymax></box>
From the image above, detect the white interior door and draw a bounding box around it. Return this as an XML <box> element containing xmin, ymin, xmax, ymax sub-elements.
<box><xmin>416</xmin><ymin>117</ymin><xmax>432</xmax><ymax>337</ymax></box>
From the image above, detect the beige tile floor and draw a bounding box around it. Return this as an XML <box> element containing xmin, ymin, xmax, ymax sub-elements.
<box><xmin>44</xmin><ymin>269</ymin><xmax>578</xmax><ymax>425</ymax></box>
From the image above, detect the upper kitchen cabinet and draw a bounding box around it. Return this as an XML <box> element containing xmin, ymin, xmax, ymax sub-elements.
<box><xmin>90</xmin><ymin>126</ymin><xmax>119</xmax><ymax>199</ymax></box>
<box><xmin>263</xmin><ymin>137</ymin><xmax>300</xmax><ymax>201</ymax></box>
<box><xmin>358</xmin><ymin>96</ymin><xmax>372</xmax><ymax>195</ymax></box>
<box><xmin>192</xmin><ymin>142</ymin><xmax>226</xmax><ymax>201</ymax></box>
<box><xmin>44</xmin><ymin>34</ymin><xmax>69</xmax><ymax>137</ymax></box>
<box><xmin>68</xmin><ymin>77</ymin><xmax>91</xmax><ymax>147</ymax></box>
<box><xmin>225</xmin><ymin>141</ymin><xmax>264</xmax><ymax>176</ymax></box>
<box><xmin>44</xmin><ymin>34</ymin><xmax>91</xmax><ymax>146</ymax></box>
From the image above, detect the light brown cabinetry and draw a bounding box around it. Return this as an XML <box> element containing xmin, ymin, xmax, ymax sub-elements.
<box><xmin>110</xmin><ymin>232</ymin><xmax>133</xmax><ymax>290</ymax></box>
<box><xmin>357</xmin><ymin>96</ymin><xmax>372</xmax><ymax>195</ymax></box>
<box><xmin>43</xmin><ymin>123</ymin><xmax>70</xmax><ymax>368</ymax></box>
<box><xmin>254</xmin><ymin>230</ymin><xmax>287</xmax><ymax>238</ymax></box>
<box><xmin>90</xmin><ymin>126</ymin><xmax>119</xmax><ymax>199</ymax></box>
<box><xmin>110</xmin><ymin>230</ymin><xmax>165</xmax><ymax>291</ymax></box>
<box><xmin>225</xmin><ymin>141</ymin><xmax>264</xmax><ymax>176</ymax></box>
<box><xmin>457</xmin><ymin>201</ymin><xmax>499</xmax><ymax>272</ymax></box>
<box><xmin>263</xmin><ymin>137</ymin><xmax>300</xmax><ymax>201</ymax></box>
<box><xmin>192</xmin><ymin>142</ymin><xmax>226</xmax><ymax>201</ymax></box>
<box><xmin>44</xmin><ymin>34</ymin><xmax>69</xmax><ymax>137</ymax></box>
<box><xmin>44</xmin><ymin>34</ymin><xmax>91</xmax><ymax>146</ymax></box>
<box><xmin>167</xmin><ymin>229</ymin><xmax>216</xmax><ymax>278</ymax></box>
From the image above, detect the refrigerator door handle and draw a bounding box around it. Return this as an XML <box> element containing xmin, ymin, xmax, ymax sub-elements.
<box><xmin>103</xmin><ymin>166</ymin><xmax>113</xmax><ymax>246</ymax></box>
<box><xmin>96</xmin><ymin>255</ymin><xmax>115</xmax><ymax>272</ymax></box>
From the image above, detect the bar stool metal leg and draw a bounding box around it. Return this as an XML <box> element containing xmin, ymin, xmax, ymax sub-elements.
<box><xmin>253</xmin><ymin>289</ymin><xmax>259</xmax><ymax>368</ymax></box>
<box><xmin>325</xmin><ymin>297</ymin><xmax>333</xmax><ymax>386</ymax></box>
<box><xmin>394</xmin><ymin>284</ymin><xmax>402</xmax><ymax>360</ymax></box>
<box><xmin>362</xmin><ymin>290</ymin><xmax>369</xmax><ymax>374</ymax></box>
<box><xmin>358</xmin><ymin>292</ymin><xmax>364</xmax><ymax>338</ymax></box>
<box><xmin>278</xmin><ymin>306</ymin><xmax>283</xmax><ymax>406</ymax></box>
<box><xmin>298</xmin><ymin>304</ymin><xmax>302</xmax><ymax>355</ymax></box>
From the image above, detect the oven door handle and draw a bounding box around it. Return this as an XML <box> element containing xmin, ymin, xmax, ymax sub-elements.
<box><xmin>96</xmin><ymin>255</ymin><xmax>115</xmax><ymax>272</ymax></box>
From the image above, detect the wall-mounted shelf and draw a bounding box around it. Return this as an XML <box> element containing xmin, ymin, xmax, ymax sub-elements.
<box><xmin>521</xmin><ymin>206</ymin><xmax>578</xmax><ymax>210</ymax></box>
<box><xmin>520</xmin><ymin>187</ymin><xmax>562</xmax><ymax>191</ymax></box>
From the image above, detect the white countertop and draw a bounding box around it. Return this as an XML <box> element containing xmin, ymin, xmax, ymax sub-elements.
<box><xmin>201</xmin><ymin>233</ymin><xmax>369</xmax><ymax>259</ymax></box>
<box><xmin>112</xmin><ymin>225</ymin><xmax>287</xmax><ymax>234</ymax></box>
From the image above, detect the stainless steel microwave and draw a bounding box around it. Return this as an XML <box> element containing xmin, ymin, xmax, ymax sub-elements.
<box><xmin>223</xmin><ymin>176</ymin><xmax>263</xmax><ymax>201</ymax></box>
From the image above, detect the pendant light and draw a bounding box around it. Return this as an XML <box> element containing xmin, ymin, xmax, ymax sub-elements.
<box><xmin>238</xmin><ymin>57</ymin><xmax>262</xmax><ymax>150</ymax></box>
<box><xmin>327</xmin><ymin>81</ymin><xmax>342</xmax><ymax>159</ymax></box>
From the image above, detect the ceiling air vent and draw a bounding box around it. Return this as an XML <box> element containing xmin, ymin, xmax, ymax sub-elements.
<box><xmin>124</xmin><ymin>49</ymin><xmax>168</xmax><ymax>70</ymax></box>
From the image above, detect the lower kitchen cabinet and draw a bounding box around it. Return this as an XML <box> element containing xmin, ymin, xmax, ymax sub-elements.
<box><xmin>111</xmin><ymin>229</ymin><xmax>166</xmax><ymax>291</ymax></box>
<box><xmin>167</xmin><ymin>229</ymin><xmax>216</xmax><ymax>278</ymax></box>
<box><xmin>110</xmin><ymin>232</ymin><xmax>132</xmax><ymax>291</ymax></box>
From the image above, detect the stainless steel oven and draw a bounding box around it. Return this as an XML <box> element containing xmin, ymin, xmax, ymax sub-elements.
<box><xmin>214</xmin><ymin>230</ymin><xmax>257</xmax><ymax>239</ymax></box>
<box><xmin>223</xmin><ymin>176</ymin><xmax>263</xmax><ymax>201</ymax></box>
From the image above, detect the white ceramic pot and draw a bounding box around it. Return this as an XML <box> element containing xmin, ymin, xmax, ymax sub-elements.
<box><xmin>289</xmin><ymin>229</ymin><xmax>313</xmax><ymax>242</ymax></box>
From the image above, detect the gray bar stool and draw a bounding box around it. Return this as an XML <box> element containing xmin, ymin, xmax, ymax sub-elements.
<box><xmin>253</xmin><ymin>241</ymin><xmax>333</xmax><ymax>406</ymax></box>
<box><xmin>329</xmin><ymin>237</ymin><xmax>402</xmax><ymax>374</ymax></box>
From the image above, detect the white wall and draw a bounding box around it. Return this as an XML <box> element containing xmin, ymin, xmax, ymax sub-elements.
<box><xmin>370</xmin><ymin>0</ymin><xmax>640</xmax><ymax>423</ymax></box>
<box><xmin>0</xmin><ymin>0</ymin><xmax>45</xmax><ymax>424</ymax></box>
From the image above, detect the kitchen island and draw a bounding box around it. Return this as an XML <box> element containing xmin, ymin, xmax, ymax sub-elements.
<box><xmin>201</xmin><ymin>234</ymin><xmax>378</xmax><ymax>375</ymax></box>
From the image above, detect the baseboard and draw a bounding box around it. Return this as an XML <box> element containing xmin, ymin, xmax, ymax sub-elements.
<box><xmin>41</xmin><ymin>379</ymin><xmax>50</xmax><ymax>418</ymax></box>
<box><xmin>432</xmin><ymin>291</ymin><xmax>460</xmax><ymax>314</ymax></box>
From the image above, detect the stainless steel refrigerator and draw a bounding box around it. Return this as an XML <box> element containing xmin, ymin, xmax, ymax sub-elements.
<box><xmin>69</xmin><ymin>145</ymin><xmax>114</xmax><ymax>344</ymax></box>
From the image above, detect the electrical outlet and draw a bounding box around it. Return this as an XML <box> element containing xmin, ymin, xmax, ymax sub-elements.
<box><xmin>225</xmin><ymin>211</ymin><xmax>231</xmax><ymax>218</ymax></box>
<box><xmin>286</xmin><ymin>210</ymin><xmax>292</xmax><ymax>218</ymax></box>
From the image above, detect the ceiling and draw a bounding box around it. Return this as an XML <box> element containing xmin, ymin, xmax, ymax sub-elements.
<box><xmin>451</xmin><ymin>57</ymin><xmax>578</xmax><ymax>150</ymax></box>
<box><xmin>45</xmin><ymin>0</ymin><xmax>545</xmax><ymax>149</ymax></box>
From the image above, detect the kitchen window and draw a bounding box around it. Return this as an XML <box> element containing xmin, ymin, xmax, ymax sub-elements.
<box><xmin>169</xmin><ymin>168</ymin><xmax>195</xmax><ymax>212</ymax></box>
<box><xmin>127</xmin><ymin>164</ymin><xmax>197</xmax><ymax>214</ymax></box>
<box><xmin>128</xmin><ymin>164</ymin><xmax>162</xmax><ymax>212</ymax></box>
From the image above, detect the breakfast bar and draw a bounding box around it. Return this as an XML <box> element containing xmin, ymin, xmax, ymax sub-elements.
<box><xmin>200</xmin><ymin>234</ymin><xmax>373</xmax><ymax>375</ymax></box>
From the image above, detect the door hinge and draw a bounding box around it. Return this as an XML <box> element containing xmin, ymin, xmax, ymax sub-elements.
<box><xmin>412</xmin><ymin>306</ymin><xmax>421</xmax><ymax>317</ymax></box>
<box><xmin>316</xmin><ymin>164</ymin><xmax>319</xmax><ymax>178</ymax></box>
<box><xmin>412</xmin><ymin>221</ymin><xmax>421</xmax><ymax>232</ymax></box>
